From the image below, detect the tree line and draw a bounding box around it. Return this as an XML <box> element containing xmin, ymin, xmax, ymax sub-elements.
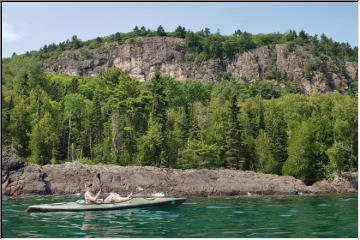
<box><xmin>9</xmin><ymin>26</ymin><xmax>357</xmax><ymax>64</ymax></box>
<box><xmin>2</xmin><ymin>57</ymin><xmax>357</xmax><ymax>184</ymax></box>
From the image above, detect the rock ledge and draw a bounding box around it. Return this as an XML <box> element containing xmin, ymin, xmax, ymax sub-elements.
<box><xmin>2</xmin><ymin>153</ymin><xmax>357</xmax><ymax>197</ymax></box>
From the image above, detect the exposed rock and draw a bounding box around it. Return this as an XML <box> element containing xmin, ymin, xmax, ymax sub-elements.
<box><xmin>2</xmin><ymin>152</ymin><xmax>27</xmax><ymax>196</ymax></box>
<box><xmin>310</xmin><ymin>172</ymin><xmax>358</xmax><ymax>194</ymax></box>
<box><xmin>2</xmin><ymin>153</ymin><xmax>357</xmax><ymax>197</ymax></box>
<box><xmin>42</xmin><ymin>37</ymin><xmax>357</xmax><ymax>95</ymax></box>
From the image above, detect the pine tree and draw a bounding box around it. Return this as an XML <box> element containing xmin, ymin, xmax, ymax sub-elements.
<box><xmin>157</xmin><ymin>25</ymin><xmax>166</xmax><ymax>36</ymax></box>
<box><xmin>189</xmin><ymin>104</ymin><xmax>200</xmax><ymax>141</ymax></box>
<box><xmin>133</xmin><ymin>26</ymin><xmax>140</xmax><ymax>35</ymax></box>
<box><xmin>180</xmin><ymin>103</ymin><xmax>191</xmax><ymax>143</ymax></box>
<box><xmin>174</xmin><ymin>25</ymin><xmax>186</xmax><ymax>38</ymax></box>
<box><xmin>114</xmin><ymin>32</ymin><xmax>121</xmax><ymax>42</ymax></box>
<box><xmin>149</xmin><ymin>71</ymin><xmax>169</xmax><ymax>167</ymax></box>
<box><xmin>224</xmin><ymin>95</ymin><xmax>243</xmax><ymax>169</ymax></box>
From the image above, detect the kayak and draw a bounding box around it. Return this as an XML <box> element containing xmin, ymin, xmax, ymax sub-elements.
<box><xmin>27</xmin><ymin>197</ymin><xmax>186</xmax><ymax>212</ymax></box>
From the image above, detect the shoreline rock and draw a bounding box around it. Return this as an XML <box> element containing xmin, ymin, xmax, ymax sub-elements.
<box><xmin>2</xmin><ymin>152</ymin><xmax>357</xmax><ymax>197</ymax></box>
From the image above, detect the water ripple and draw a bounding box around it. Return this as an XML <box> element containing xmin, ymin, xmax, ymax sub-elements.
<box><xmin>234</xmin><ymin>210</ymin><xmax>245</xmax><ymax>214</ymax></box>
<box><xmin>3</xmin><ymin>194</ymin><xmax>358</xmax><ymax>238</ymax></box>
<box><xmin>206</xmin><ymin>206</ymin><xmax>231</xmax><ymax>209</ymax></box>
<box><xmin>339</xmin><ymin>198</ymin><xmax>354</xmax><ymax>202</ymax></box>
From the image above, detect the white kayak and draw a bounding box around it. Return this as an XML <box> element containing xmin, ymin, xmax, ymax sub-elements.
<box><xmin>27</xmin><ymin>197</ymin><xmax>186</xmax><ymax>212</ymax></box>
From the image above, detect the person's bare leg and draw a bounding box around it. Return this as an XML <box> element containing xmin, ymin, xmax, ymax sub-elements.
<box><xmin>104</xmin><ymin>193</ymin><xmax>132</xmax><ymax>203</ymax></box>
<box><xmin>112</xmin><ymin>193</ymin><xmax>132</xmax><ymax>203</ymax></box>
<box><xmin>104</xmin><ymin>193</ymin><xmax>118</xmax><ymax>203</ymax></box>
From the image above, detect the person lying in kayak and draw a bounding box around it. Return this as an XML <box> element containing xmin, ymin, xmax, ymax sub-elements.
<box><xmin>84</xmin><ymin>181</ymin><xmax>132</xmax><ymax>204</ymax></box>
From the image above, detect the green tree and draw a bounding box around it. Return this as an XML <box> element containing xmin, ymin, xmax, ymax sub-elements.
<box><xmin>149</xmin><ymin>71</ymin><xmax>169</xmax><ymax>166</ymax></box>
<box><xmin>63</xmin><ymin>93</ymin><xmax>86</xmax><ymax>160</ymax></box>
<box><xmin>29</xmin><ymin>112</ymin><xmax>59</xmax><ymax>165</ymax></box>
<box><xmin>254</xmin><ymin>130</ymin><xmax>279</xmax><ymax>173</ymax></box>
<box><xmin>157</xmin><ymin>25</ymin><xmax>166</xmax><ymax>36</ymax></box>
<box><xmin>136</xmin><ymin>119</ymin><xmax>163</xmax><ymax>166</ymax></box>
<box><xmin>113</xmin><ymin>32</ymin><xmax>121</xmax><ymax>42</ymax></box>
<box><xmin>174</xmin><ymin>25</ymin><xmax>186</xmax><ymax>38</ymax></box>
<box><xmin>8</xmin><ymin>96</ymin><xmax>31</xmax><ymax>156</ymax></box>
<box><xmin>263</xmin><ymin>101</ymin><xmax>288</xmax><ymax>165</ymax></box>
<box><xmin>133</xmin><ymin>26</ymin><xmax>140</xmax><ymax>35</ymax></box>
<box><xmin>71</xmin><ymin>35</ymin><xmax>82</xmax><ymax>49</ymax></box>
<box><xmin>326</xmin><ymin>141</ymin><xmax>350</xmax><ymax>175</ymax></box>
<box><xmin>282</xmin><ymin>115</ymin><xmax>333</xmax><ymax>184</ymax></box>
<box><xmin>224</xmin><ymin>95</ymin><xmax>243</xmax><ymax>169</ymax></box>
<box><xmin>179</xmin><ymin>140</ymin><xmax>220</xmax><ymax>169</ymax></box>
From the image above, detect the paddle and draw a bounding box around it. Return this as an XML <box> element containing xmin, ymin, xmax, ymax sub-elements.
<box><xmin>97</xmin><ymin>173</ymin><xmax>102</xmax><ymax>191</ymax></box>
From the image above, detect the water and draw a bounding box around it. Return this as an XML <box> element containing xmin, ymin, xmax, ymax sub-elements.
<box><xmin>2</xmin><ymin>194</ymin><xmax>358</xmax><ymax>238</ymax></box>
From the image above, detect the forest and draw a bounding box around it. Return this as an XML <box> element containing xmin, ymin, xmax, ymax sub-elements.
<box><xmin>2</xmin><ymin>53</ymin><xmax>358</xmax><ymax>184</ymax></box>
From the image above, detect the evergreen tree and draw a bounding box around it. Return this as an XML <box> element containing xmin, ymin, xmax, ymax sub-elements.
<box><xmin>8</xmin><ymin>96</ymin><xmax>31</xmax><ymax>156</ymax></box>
<box><xmin>189</xmin><ymin>106</ymin><xmax>200</xmax><ymax>140</ymax></box>
<box><xmin>224</xmin><ymin>95</ymin><xmax>243</xmax><ymax>169</ymax></box>
<box><xmin>114</xmin><ymin>32</ymin><xmax>121</xmax><ymax>42</ymax></box>
<box><xmin>174</xmin><ymin>25</ymin><xmax>186</xmax><ymax>38</ymax></box>
<box><xmin>137</xmin><ymin>118</ymin><xmax>162</xmax><ymax>166</ymax></box>
<box><xmin>139</xmin><ymin>26</ymin><xmax>148</xmax><ymax>36</ymax></box>
<box><xmin>157</xmin><ymin>25</ymin><xmax>166</xmax><ymax>36</ymax></box>
<box><xmin>148</xmin><ymin>71</ymin><xmax>169</xmax><ymax>167</ymax></box>
<box><xmin>71</xmin><ymin>35</ymin><xmax>82</xmax><ymax>49</ymax></box>
<box><xmin>180</xmin><ymin>103</ymin><xmax>191</xmax><ymax>143</ymax></box>
<box><xmin>29</xmin><ymin>112</ymin><xmax>59</xmax><ymax>165</ymax></box>
<box><xmin>133</xmin><ymin>26</ymin><xmax>140</xmax><ymax>35</ymax></box>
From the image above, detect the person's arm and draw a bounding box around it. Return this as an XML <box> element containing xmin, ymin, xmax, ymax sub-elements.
<box><xmin>94</xmin><ymin>189</ymin><xmax>102</xmax><ymax>200</ymax></box>
<box><xmin>85</xmin><ymin>190</ymin><xmax>102</xmax><ymax>202</ymax></box>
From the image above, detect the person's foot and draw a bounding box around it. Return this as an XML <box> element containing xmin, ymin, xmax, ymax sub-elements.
<box><xmin>127</xmin><ymin>193</ymin><xmax>133</xmax><ymax>199</ymax></box>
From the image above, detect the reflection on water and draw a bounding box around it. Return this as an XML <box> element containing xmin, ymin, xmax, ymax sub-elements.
<box><xmin>80</xmin><ymin>211</ymin><xmax>96</xmax><ymax>230</ymax></box>
<box><xmin>2</xmin><ymin>194</ymin><xmax>358</xmax><ymax>238</ymax></box>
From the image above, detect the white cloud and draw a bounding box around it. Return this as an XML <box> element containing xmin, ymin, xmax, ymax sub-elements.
<box><xmin>2</xmin><ymin>22</ymin><xmax>22</xmax><ymax>42</ymax></box>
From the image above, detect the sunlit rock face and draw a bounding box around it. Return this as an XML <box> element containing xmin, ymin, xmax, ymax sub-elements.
<box><xmin>42</xmin><ymin>36</ymin><xmax>357</xmax><ymax>95</ymax></box>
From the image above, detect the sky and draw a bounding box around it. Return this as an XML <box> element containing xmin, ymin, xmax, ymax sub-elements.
<box><xmin>2</xmin><ymin>2</ymin><xmax>358</xmax><ymax>58</ymax></box>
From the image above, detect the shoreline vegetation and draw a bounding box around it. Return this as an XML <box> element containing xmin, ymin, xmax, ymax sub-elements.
<box><xmin>2</xmin><ymin>27</ymin><xmax>358</xmax><ymax>192</ymax></box>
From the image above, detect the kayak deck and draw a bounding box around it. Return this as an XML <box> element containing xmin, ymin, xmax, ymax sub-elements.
<box><xmin>27</xmin><ymin>197</ymin><xmax>186</xmax><ymax>212</ymax></box>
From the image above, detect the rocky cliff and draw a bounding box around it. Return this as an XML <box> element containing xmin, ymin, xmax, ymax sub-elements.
<box><xmin>3</xmin><ymin>152</ymin><xmax>357</xmax><ymax>197</ymax></box>
<box><xmin>42</xmin><ymin>37</ymin><xmax>357</xmax><ymax>95</ymax></box>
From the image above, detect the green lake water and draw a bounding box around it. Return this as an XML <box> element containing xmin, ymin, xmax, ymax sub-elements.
<box><xmin>2</xmin><ymin>194</ymin><xmax>358</xmax><ymax>238</ymax></box>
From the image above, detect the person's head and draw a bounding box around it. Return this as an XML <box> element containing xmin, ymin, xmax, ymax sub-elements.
<box><xmin>84</xmin><ymin>180</ymin><xmax>93</xmax><ymax>192</ymax></box>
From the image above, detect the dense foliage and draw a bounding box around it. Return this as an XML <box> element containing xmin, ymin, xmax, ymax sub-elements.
<box><xmin>7</xmin><ymin>26</ymin><xmax>357</xmax><ymax>63</ymax></box>
<box><xmin>2</xmin><ymin>57</ymin><xmax>357</xmax><ymax>184</ymax></box>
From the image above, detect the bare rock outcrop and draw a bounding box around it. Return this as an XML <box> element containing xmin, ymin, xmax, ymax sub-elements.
<box><xmin>2</xmin><ymin>152</ymin><xmax>357</xmax><ymax>197</ymax></box>
<box><xmin>310</xmin><ymin>172</ymin><xmax>358</xmax><ymax>194</ymax></box>
<box><xmin>42</xmin><ymin>37</ymin><xmax>357</xmax><ymax>95</ymax></box>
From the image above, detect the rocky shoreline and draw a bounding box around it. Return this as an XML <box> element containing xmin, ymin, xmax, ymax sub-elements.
<box><xmin>2</xmin><ymin>152</ymin><xmax>357</xmax><ymax>197</ymax></box>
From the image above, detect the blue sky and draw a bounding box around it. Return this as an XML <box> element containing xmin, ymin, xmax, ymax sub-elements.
<box><xmin>2</xmin><ymin>2</ymin><xmax>358</xmax><ymax>57</ymax></box>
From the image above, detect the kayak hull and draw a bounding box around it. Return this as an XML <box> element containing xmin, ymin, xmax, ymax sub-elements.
<box><xmin>27</xmin><ymin>197</ymin><xmax>186</xmax><ymax>212</ymax></box>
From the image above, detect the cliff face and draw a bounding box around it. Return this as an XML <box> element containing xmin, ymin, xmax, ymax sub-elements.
<box><xmin>42</xmin><ymin>37</ymin><xmax>357</xmax><ymax>95</ymax></box>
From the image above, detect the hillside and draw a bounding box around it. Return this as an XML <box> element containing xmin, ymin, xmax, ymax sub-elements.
<box><xmin>7</xmin><ymin>27</ymin><xmax>358</xmax><ymax>95</ymax></box>
<box><xmin>2</xmin><ymin>27</ymin><xmax>358</xmax><ymax>185</ymax></box>
<box><xmin>42</xmin><ymin>36</ymin><xmax>357</xmax><ymax>95</ymax></box>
